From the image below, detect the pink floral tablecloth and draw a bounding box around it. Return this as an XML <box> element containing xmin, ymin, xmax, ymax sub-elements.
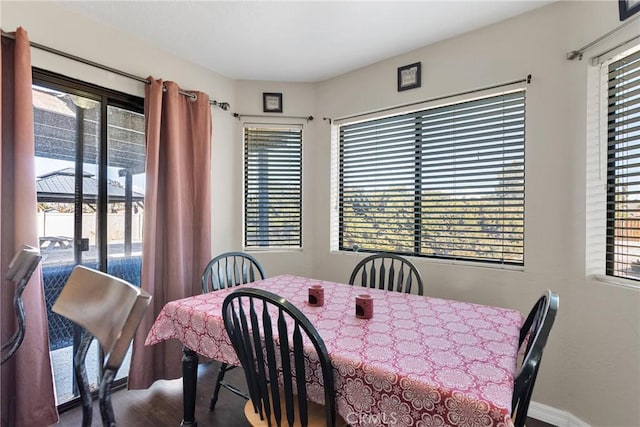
<box><xmin>146</xmin><ymin>275</ymin><xmax>523</xmax><ymax>427</ymax></box>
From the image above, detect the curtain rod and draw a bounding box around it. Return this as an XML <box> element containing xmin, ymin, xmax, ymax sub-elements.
<box><xmin>233</xmin><ymin>113</ymin><xmax>314</xmax><ymax>122</ymax></box>
<box><xmin>566</xmin><ymin>14</ymin><xmax>640</xmax><ymax>60</ymax></box>
<box><xmin>324</xmin><ymin>74</ymin><xmax>531</xmax><ymax>124</ymax></box>
<box><xmin>592</xmin><ymin>33</ymin><xmax>640</xmax><ymax>64</ymax></box>
<box><xmin>1</xmin><ymin>30</ymin><xmax>231</xmax><ymax>111</ymax></box>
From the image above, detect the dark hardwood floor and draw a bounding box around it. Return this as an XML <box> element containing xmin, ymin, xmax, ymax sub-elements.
<box><xmin>56</xmin><ymin>362</ymin><xmax>249</xmax><ymax>426</ymax></box>
<box><xmin>55</xmin><ymin>361</ymin><xmax>556</xmax><ymax>427</ymax></box>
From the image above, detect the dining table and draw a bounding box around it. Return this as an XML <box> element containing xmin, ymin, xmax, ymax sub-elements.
<box><xmin>145</xmin><ymin>274</ymin><xmax>523</xmax><ymax>427</ymax></box>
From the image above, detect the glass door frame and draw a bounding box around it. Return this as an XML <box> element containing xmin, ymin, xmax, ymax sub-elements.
<box><xmin>33</xmin><ymin>68</ymin><xmax>144</xmax><ymax>412</ymax></box>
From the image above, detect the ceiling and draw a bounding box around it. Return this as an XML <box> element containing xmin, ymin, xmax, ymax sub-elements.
<box><xmin>59</xmin><ymin>1</ymin><xmax>552</xmax><ymax>83</ymax></box>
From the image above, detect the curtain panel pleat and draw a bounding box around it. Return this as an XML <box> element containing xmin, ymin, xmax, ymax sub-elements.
<box><xmin>0</xmin><ymin>27</ymin><xmax>59</xmax><ymax>427</ymax></box>
<box><xmin>128</xmin><ymin>79</ymin><xmax>212</xmax><ymax>389</ymax></box>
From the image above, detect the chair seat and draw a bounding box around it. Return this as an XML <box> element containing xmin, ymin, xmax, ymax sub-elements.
<box><xmin>244</xmin><ymin>390</ymin><xmax>346</xmax><ymax>427</ymax></box>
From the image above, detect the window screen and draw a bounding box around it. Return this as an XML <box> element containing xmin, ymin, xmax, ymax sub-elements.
<box><xmin>606</xmin><ymin>49</ymin><xmax>640</xmax><ymax>280</ymax></box>
<box><xmin>244</xmin><ymin>126</ymin><xmax>302</xmax><ymax>248</ymax></box>
<box><xmin>339</xmin><ymin>91</ymin><xmax>525</xmax><ymax>265</ymax></box>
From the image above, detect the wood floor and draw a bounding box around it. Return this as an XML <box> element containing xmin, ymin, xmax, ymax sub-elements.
<box><xmin>55</xmin><ymin>361</ymin><xmax>556</xmax><ymax>427</ymax></box>
<box><xmin>56</xmin><ymin>362</ymin><xmax>249</xmax><ymax>427</ymax></box>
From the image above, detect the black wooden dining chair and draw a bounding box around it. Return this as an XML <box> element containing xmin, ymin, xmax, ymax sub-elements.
<box><xmin>202</xmin><ymin>251</ymin><xmax>266</xmax><ymax>411</ymax></box>
<box><xmin>52</xmin><ymin>266</ymin><xmax>151</xmax><ymax>427</ymax></box>
<box><xmin>512</xmin><ymin>289</ymin><xmax>559</xmax><ymax>427</ymax></box>
<box><xmin>222</xmin><ymin>288</ymin><xmax>344</xmax><ymax>427</ymax></box>
<box><xmin>349</xmin><ymin>253</ymin><xmax>424</xmax><ymax>295</ymax></box>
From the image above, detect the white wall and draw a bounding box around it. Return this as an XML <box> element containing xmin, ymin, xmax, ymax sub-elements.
<box><xmin>4</xmin><ymin>1</ymin><xmax>640</xmax><ymax>425</ymax></box>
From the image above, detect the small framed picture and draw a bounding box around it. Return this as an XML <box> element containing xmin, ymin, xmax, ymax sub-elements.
<box><xmin>619</xmin><ymin>0</ymin><xmax>640</xmax><ymax>20</ymax></box>
<box><xmin>397</xmin><ymin>62</ymin><xmax>422</xmax><ymax>92</ymax></box>
<box><xmin>263</xmin><ymin>92</ymin><xmax>283</xmax><ymax>113</ymax></box>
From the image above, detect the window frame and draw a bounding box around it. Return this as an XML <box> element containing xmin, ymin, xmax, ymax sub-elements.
<box><xmin>242</xmin><ymin>123</ymin><xmax>303</xmax><ymax>250</ymax></box>
<box><xmin>604</xmin><ymin>48</ymin><xmax>640</xmax><ymax>282</ymax></box>
<box><xmin>32</xmin><ymin>68</ymin><xmax>144</xmax><ymax>271</ymax></box>
<box><xmin>335</xmin><ymin>90</ymin><xmax>526</xmax><ymax>266</ymax></box>
<box><xmin>32</xmin><ymin>68</ymin><xmax>144</xmax><ymax>411</ymax></box>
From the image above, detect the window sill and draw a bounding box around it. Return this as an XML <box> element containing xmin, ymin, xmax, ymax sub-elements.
<box><xmin>244</xmin><ymin>247</ymin><xmax>303</xmax><ymax>254</ymax></box>
<box><xmin>590</xmin><ymin>274</ymin><xmax>640</xmax><ymax>290</ymax></box>
<box><xmin>330</xmin><ymin>250</ymin><xmax>524</xmax><ymax>272</ymax></box>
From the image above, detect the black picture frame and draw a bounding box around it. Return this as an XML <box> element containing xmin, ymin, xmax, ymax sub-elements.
<box><xmin>619</xmin><ymin>0</ymin><xmax>640</xmax><ymax>21</ymax></box>
<box><xmin>263</xmin><ymin>92</ymin><xmax>283</xmax><ymax>113</ymax></box>
<box><xmin>397</xmin><ymin>62</ymin><xmax>422</xmax><ymax>92</ymax></box>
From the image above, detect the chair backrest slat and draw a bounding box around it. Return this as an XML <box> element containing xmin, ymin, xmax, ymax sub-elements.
<box><xmin>349</xmin><ymin>253</ymin><xmax>424</xmax><ymax>296</ymax></box>
<box><xmin>223</xmin><ymin>288</ymin><xmax>337</xmax><ymax>427</ymax></box>
<box><xmin>202</xmin><ymin>252</ymin><xmax>266</xmax><ymax>293</ymax></box>
<box><xmin>293</xmin><ymin>324</ymin><xmax>309</xmax><ymax>427</ymax></box>
<box><xmin>378</xmin><ymin>261</ymin><xmax>386</xmax><ymax>290</ymax></box>
<box><xmin>277</xmin><ymin>308</ymin><xmax>295</xmax><ymax>426</ymax></box>
<box><xmin>230</xmin><ymin>300</ymin><xmax>258</xmax><ymax>411</ymax></box>
<box><xmin>368</xmin><ymin>262</ymin><xmax>376</xmax><ymax>288</ymax></box>
<box><xmin>249</xmin><ymin>298</ymin><xmax>272</xmax><ymax>425</ymax></box>
<box><xmin>387</xmin><ymin>261</ymin><xmax>396</xmax><ymax>292</ymax></box>
<box><xmin>262</xmin><ymin>302</ymin><xmax>280</xmax><ymax>426</ymax></box>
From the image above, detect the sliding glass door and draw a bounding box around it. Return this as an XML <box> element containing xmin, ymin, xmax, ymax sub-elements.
<box><xmin>32</xmin><ymin>69</ymin><xmax>145</xmax><ymax>408</ymax></box>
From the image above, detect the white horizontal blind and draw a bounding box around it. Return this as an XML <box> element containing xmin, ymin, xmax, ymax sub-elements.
<box><xmin>244</xmin><ymin>126</ymin><xmax>302</xmax><ymax>248</ymax></box>
<box><xmin>606</xmin><ymin>49</ymin><xmax>640</xmax><ymax>280</ymax></box>
<box><xmin>339</xmin><ymin>91</ymin><xmax>525</xmax><ymax>265</ymax></box>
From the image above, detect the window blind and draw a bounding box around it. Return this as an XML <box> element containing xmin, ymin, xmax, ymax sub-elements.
<box><xmin>606</xmin><ymin>49</ymin><xmax>640</xmax><ymax>280</ymax></box>
<box><xmin>244</xmin><ymin>126</ymin><xmax>302</xmax><ymax>248</ymax></box>
<box><xmin>339</xmin><ymin>91</ymin><xmax>525</xmax><ymax>265</ymax></box>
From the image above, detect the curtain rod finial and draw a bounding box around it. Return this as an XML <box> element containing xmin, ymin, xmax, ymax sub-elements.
<box><xmin>526</xmin><ymin>74</ymin><xmax>532</xmax><ymax>84</ymax></box>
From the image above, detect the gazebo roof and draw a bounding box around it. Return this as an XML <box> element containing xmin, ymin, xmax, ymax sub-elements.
<box><xmin>37</xmin><ymin>168</ymin><xmax>144</xmax><ymax>203</ymax></box>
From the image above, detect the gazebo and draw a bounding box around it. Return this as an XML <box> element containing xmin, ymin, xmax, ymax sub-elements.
<box><xmin>33</xmin><ymin>87</ymin><xmax>146</xmax><ymax>257</ymax></box>
<box><xmin>37</xmin><ymin>167</ymin><xmax>144</xmax><ymax>203</ymax></box>
<box><xmin>36</xmin><ymin>167</ymin><xmax>144</xmax><ymax>256</ymax></box>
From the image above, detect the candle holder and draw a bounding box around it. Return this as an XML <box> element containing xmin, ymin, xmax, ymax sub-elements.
<box><xmin>308</xmin><ymin>285</ymin><xmax>324</xmax><ymax>307</ymax></box>
<box><xmin>355</xmin><ymin>294</ymin><xmax>373</xmax><ymax>319</ymax></box>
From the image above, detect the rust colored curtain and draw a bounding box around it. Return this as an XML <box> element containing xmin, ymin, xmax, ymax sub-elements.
<box><xmin>129</xmin><ymin>79</ymin><xmax>212</xmax><ymax>388</ymax></box>
<box><xmin>0</xmin><ymin>28</ymin><xmax>58</xmax><ymax>426</ymax></box>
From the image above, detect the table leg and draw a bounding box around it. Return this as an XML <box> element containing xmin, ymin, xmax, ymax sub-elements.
<box><xmin>181</xmin><ymin>346</ymin><xmax>199</xmax><ymax>427</ymax></box>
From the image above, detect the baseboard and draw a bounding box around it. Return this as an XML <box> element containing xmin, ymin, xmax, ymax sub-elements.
<box><xmin>529</xmin><ymin>401</ymin><xmax>590</xmax><ymax>427</ymax></box>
